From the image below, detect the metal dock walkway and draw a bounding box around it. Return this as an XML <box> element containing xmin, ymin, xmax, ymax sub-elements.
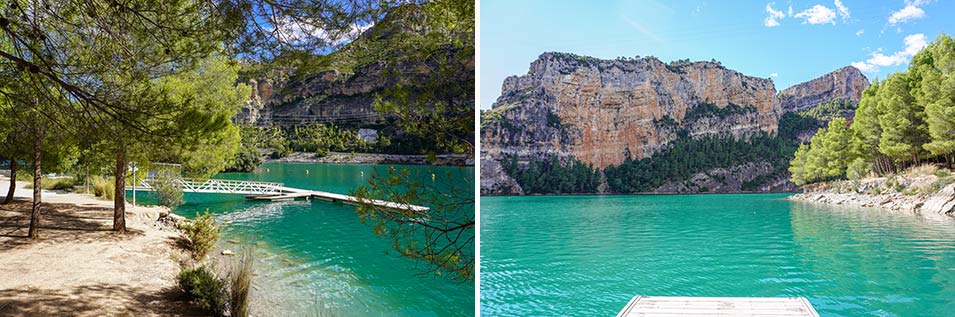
<box><xmin>616</xmin><ymin>296</ymin><xmax>819</xmax><ymax>317</ymax></box>
<box><xmin>128</xmin><ymin>178</ymin><xmax>429</xmax><ymax>212</ymax></box>
<box><xmin>247</xmin><ymin>186</ymin><xmax>430</xmax><ymax>212</ymax></box>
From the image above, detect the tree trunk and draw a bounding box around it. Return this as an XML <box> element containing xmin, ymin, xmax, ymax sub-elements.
<box><xmin>113</xmin><ymin>151</ymin><xmax>127</xmax><ymax>233</ymax></box>
<box><xmin>28</xmin><ymin>124</ymin><xmax>41</xmax><ymax>239</ymax></box>
<box><xmin>3</xmin><ymin>159</ymin><xmax>15</xmax><ymax>205</ymax></box>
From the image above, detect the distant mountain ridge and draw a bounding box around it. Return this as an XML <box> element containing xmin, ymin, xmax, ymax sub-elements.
<box><xmin>480</xmin><ymin>52</ymin><xmax>869</xmax><ymax>195</ymax></box>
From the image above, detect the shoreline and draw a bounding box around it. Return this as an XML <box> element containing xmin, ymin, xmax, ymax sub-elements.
<box><xmin>787</xmin><ymin>175</ymin><xmax>955</xmax><ymax>216</ymax></box>
<box><xmin>0</xmin><ymin>175</ymin><xmax>201</xmax><ymax>316</ymax></box>
<box><xmin>480</xmin><ymin>190</ymin><xmax>800</xmax><ymax>197</ymax></box>
<box><xmin>265</xmin><ymin>151</ymin><xmax>474</xmax><ymax>166</ymax></box>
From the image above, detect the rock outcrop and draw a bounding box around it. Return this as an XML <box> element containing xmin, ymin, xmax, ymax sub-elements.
<box><xmin>778</xmin><ymin>66</ymin><xmax>869</xmax><ymax>113</ymax></box>
<box><xmin>790</xmin><ymin>176</ymin><xmax>955</xmax><ymax>215</ymax></box>
<box><xmin>481</xmin><ymin>52</ymin><xmax>868</xmax><ymax>195</ymax></box>
<box><xmin>483</xmin><ymin>53</ymin><xmax>779</xmax><ymax>168</ymax></box>
<box><xmin>653</xmin><ymin>162</ymin><xmax>798</xmax><ymax>193</ymax></box>
<box><xmin>239</xmin><ymin>65</ymin><xmax>389</xmax><ymax>126</ymax></box>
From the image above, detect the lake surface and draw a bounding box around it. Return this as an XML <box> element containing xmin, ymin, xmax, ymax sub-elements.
<box><xmin>480</xmin><ymin>194</ymin><xmax>955</xmax><ymax>316</ymax></box>
<box><xmin>149</xmin><ymin>163</ymin><xmax>474</xmax><ymax>316</ymax></box>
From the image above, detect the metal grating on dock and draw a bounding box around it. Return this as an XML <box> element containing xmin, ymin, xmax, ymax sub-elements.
<box><xmin>616</xmin><ymin>296</ymin><xmax>819</xmax><ymax>317</ymax></box>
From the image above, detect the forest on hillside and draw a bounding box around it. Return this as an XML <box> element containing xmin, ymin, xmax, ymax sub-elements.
<box><xmin>790</xmin><ymin>34</ymin><xmax>955</xmax><ymax>186</ymax></box>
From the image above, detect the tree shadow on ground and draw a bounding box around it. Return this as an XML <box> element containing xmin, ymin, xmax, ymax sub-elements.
<box><xmin>0</xmin><ymin>283</ymin><xmax>205</xmax><ymax>317</ymax></box>
<box><xmin>0</xmin><ymin>200</ymin><xmax>144</xmax><ymax>252</ymax></box>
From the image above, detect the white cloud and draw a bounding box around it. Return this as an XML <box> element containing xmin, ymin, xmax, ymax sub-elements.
<box><xmin>764</xmin><ymin>3</ymin><xmax>785</xmax><ymax>27</ymax></box>
<box><xmin>770</xmin><ymin>73</ymin><xmax>779</xmax><ymax>78</ymax></box>
<box><xmin>274</xmin><ymin>18</ymin><xmax>374</xmax><ymax>46</ymax></box>
<box><xmin>788</xmin><ymin>5</ymin><xmax>794</xmax><ymax>16</ymax></box>
<box><xmin>851</xmin><ymin>33</ymin><xmax>928</xmax><ymax>72</ymax></box>
<box><xmin>794</xmin><ymin>4</ymin><xmax>837</xmax><ymax>25</ymax></box>
<box><xmin>888</xmin><ymin>4</ymin><xmax>925</xmax><ymax>25</ymax></box>
<box><xmin>856</xmin><ymin>29</ymin><xmax>865</xmax><ymax>36</ymax></box>
<box><xmin>851</xmin><ymin>61</ymin><xmax>877</xmax><ymax>72</ymax></box>
<box><xmin>888</xmin><ymin>0</ymin><xmax>933</xmax><ymax>25</ymax></box>
<box><xmin>901</xmin><ymin>33</ymin><xmax>928</xmax><ymax>55</ymax></box>
<box><xmin>834</xmin><ymin>0</ymin><xmax>850</xmax><ymax>20</ymax></box>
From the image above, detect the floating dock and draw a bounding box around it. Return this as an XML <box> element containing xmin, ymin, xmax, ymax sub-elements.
<box><xmin>246</xmin><ymin>186</ymin><xmax>430</xmax><ymax>212</ymax></box>
<box><xmin>616</xmin><ymin>296</ymin><xmax>819</xmax><ymax>317</ymax></box>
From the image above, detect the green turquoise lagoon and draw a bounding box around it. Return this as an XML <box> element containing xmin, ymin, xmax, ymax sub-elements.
<box><xmin>480</xmin><ymin>194</ymin><xmax>955</xmax><ymax>316</ymax></box>
<box><xmin>138</xmin><ymin>162</ymin><xmax>474</xmax><ymax>316</ymax></box>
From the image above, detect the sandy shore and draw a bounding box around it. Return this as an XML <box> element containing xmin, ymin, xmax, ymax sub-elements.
<box><xmin>0</xmin><ymin>176</ymin><xmax>202</xmax><ymax>316</ymax></box>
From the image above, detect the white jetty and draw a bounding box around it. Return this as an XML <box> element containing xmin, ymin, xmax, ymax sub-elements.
<box><xmin>616</xmin><ymin>296</ymin><xmax>819</xmax><ymax>317</ymax></box>
<box><xmin>127</xmin><ymin>178</ymin><xmax>429</xmax><ymax>212</ymax></box>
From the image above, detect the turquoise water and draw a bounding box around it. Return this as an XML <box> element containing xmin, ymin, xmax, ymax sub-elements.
<box><xmin>147</xmin><ymin>163</ymin><xmax>474</xmax><ymax>316</ymax></box>
<box><xmin>480</xmin><ymin>194</ymin><xmax>955</xmax><ymax>316</ymax></box>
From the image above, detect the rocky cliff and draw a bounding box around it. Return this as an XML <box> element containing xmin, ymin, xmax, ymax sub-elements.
<box><xmin>481</xmin><ymin>52</ymin><xmax>868</xmax><ymax>195</ymax></box>
<box><xmin>239</xmin><ymin>64</ymin><xmax>390</xmax><ymax>126</ymax></box>
<box><xmin>778</xmin><ymin>66</ymin><xmax>869</xmax><ymax>113</ymax></box>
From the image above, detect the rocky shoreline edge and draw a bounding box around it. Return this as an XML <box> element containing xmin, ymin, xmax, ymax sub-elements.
<box><xmin>788</xmin><ymin>173</ymin><xmax>955</xmax><ymax>216</ymax></box>
<box><xmin>267</xmin><ymin>151</ymin><xmax>474</xmax><ymax>166</ymax></box>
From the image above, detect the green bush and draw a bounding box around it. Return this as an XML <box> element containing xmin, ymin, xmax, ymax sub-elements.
<box><xmin>26</xmin><ymin>177</ymin><xmax>76</xmax><ymax>191</ymax></box>
<box><xmin>846</xmin><ymin>158</ymin><xmax>870</xmax><ymax>180</ymax></box>
<box><xmin>935</xmin><ymin>169</ymin><xmax>951</xmax><ymax>178</ymax></box>
<box><xmin>154</xmin><ymin>172</ymin><xmax>184</xmax><ymax>208</ymax></box>
<box><xmin>225</xmin><ymin>146</ymin><xmax>263</xmax><ymax>173</ymax></box>
<box><xmin>45</xmin><ymin>177</ymin><xmax>76</xmax><ymax>190</ymax></box>
<box><xmin>179</xmin><ymin>210</ymin><xmax>221</xmax><ymax>259</ymax></box>
<box><xmin>91</xmin><ymin>176</ymin><xmax>115</xmax><ymax>200</ymax></box>
<box><xmin>178</xmin><ymin>265</ymin><xmax>227</xmax><ymax>316</ymax></box>
<box><xmin>229</xmin><ymin>249</ymin><xmax>255</xmax><ymax>317</ymax></box>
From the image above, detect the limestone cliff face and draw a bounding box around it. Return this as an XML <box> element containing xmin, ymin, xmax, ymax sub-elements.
<box><xmin>481</xmin><ymin>52</ymin><xmax>868</xmax><ymax>195</ymax></box>
<box><xmin>778</xmin><ymin>66</ymin><xmax>869</xmax><ymax>113</ymax></box>
<box><xmin>238</xmin><ymin>64</ymin><xmax>390</xmax><ymax>126</ymax></box>
<box><xmin>483</xmin><ymin>53</ymin><xmax>779</xmax><ymax>168</ymax></box>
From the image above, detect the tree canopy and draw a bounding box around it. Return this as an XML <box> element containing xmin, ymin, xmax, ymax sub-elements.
<box><xmin>790</xmin><ymin>34</ymin><xmax>955</xmax><ymax>185</ymax></box>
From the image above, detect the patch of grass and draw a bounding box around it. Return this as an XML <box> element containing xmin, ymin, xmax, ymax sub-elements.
<box><xmin>934</xmin><ymin>169</ymin><xmax>952</xmax><ymax>178</ymax></box>
<box><xmin>179</xmin><ymin>210</ymin><xmax>221</xmax><ymax>260</ymax></box>
<box><xmin>43</xmin><ymin>177</ymin><xmax>75</xmax><ymax>190</ymax></box>
<box><xmin>14</xmin><ymin>169</ymin><xmax>33</xmax><ymax>181</ymax></box>
<box><xmin>884</xmin><ymin>175</ymin><xmax>903</xmax><ymax>193</ymax></box>
<box><xmin>23</xmin><ymin>177</ymin><xmax>75</xmax><ymax>191</ymax></box>
<box><xmin>906</xmin><ymin>164</ymin><xmax>939</xmax><ymax>177</ymax></box>
<box><xmin>229</xmin><ymin>248</ymin><xmax>255</xmax><ymax>317</ymax></box>
<box><xmin>178</xmin><ymin>265</ymin><xmax>227</xmax><ymax>316</ymax></box>
<box><xmin>91</xmin><ymin>176</ymin><xmax>115</xmax><ymax>200</ymax></box>
<box><xmin>925</xmin><ymin>176</ymin><xmax>955</xmax><ymax>195</ymax></box>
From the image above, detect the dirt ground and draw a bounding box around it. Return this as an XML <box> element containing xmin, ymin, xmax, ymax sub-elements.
<box><xmin>0</xmin><ymin>176</ymin><xmax>203</xmax><ymax>316</ymax></box>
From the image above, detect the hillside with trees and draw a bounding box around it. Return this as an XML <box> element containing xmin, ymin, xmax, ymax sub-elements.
<box><xmin>790</xmin><ymin>34</ymin><xmax>955</xmax><ymax>186</ymax></box>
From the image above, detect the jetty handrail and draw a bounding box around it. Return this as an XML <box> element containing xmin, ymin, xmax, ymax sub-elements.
<box><xmin>135</xmin><ymin>178</ymin><xmax>285</xmax><ymax>195</ymax></box>
<box><xmin>142</xmin><ymin>177</ymin><xmax>285</xmax><ymax>188</ymax></box>
<box><xmin>128</xmin><ymin>178</ymin><xmax>429</xmax><ymax>212</ymax></box>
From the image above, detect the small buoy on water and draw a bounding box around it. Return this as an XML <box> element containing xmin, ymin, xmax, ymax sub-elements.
<box><xmin>361</xmin><ymin>171</ymin><xmax>364</xmax><ymax>178</ymax></box>
<box><xmin>306</xmin><ymin>169</ymin><xmax>310</xmax><ymax>175</ymax></box>
<box><xmin>432</xmin><ymin>173</ymin><xmax>436</xmax><ymax>182</ymax></box>
<box><xmin>266</xmin><ymin>168</ymin><xmax>270</xmax><ymax>173</ymax></box>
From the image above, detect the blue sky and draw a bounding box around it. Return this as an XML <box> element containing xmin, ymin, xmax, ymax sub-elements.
<box><xmin>479</xmin><ymin>0</ymin><xmax>955</xmax><ymax>109</ymax></box>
